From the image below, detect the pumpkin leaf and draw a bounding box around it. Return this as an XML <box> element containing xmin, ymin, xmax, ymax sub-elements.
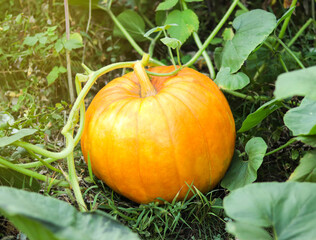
<box><xmin>226</xmin><ymin>221</ymin><xmax>273</xmax><ymax>240</ymax></box>
<box><xmin>238</xmin><ymin>99</ymin><xmax>283</xmax><ymax>132</ymax></box>
<box><xmin>221</xmin><ymin>137</ymin><xmax>267</xmax><ymax>191</ymax></box>
<box><xmin>0</xmin><ymin>129</ymin><xmax>37</xmax><ymax>147</ymax></box>
<box><xmin>296</xmin><ymin>135</ymin><xmax>316</xmax><ymax>147</ymax></box>
<box><xmin>274</xmin><ymin>66</ymin><xmax>316</xmax><ymax>100</ymax></box>
<box><xmin>223</xmin><ymin>182</ymin><xmax>316</xmax><ymax>240</ymax></box>
<box><xmin>165</xmin><ymin>9</ymin><xmax>199</xmax><ymax>44</ymax></box>
<box><xmin>221</xmin><ymin>9</ymin><xmax>277</xmax><ymax>73</ymax></box>
<box><xmin>283</xmin><ymin>98</ymin><xmax>316</xmax><ymax>136</ymax></box>
<box><xmin>156</xmin><ymin>0</ymin><xmax>178</xmax><ymax>11</ymax></box>
<box><xmin>113</xmin><ymin>10</ymin><xmax>146</xmax><ymax>42</ymax></box>
<box><xmin>0</xmin><ymin>168</ymin><xmax>40</xmax><ymax>191</ymax></box>
<box><xmin>160</xmin><ymin>37</ymin><xmax>182</xmax><ymax>49</ymax></box>
<box><xmin>214</xmin><ymin>67</ymin><xmax>249</xmax><ymax>90</ymax></box>
<box><xmin>0</xmin><ymin>187</ymin><xmax>140</xmax><ymax>240</ymax></box>
<box><xmin>288</xmin><ymin>150</ymin><xmax>316</xmax><ymax>182</ymax></box>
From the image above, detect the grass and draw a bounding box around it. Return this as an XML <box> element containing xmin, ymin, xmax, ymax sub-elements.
<box><xmin>1</xmin><ymin>0</ymin><xmax>315</xmax><ymax>239</ymax></box>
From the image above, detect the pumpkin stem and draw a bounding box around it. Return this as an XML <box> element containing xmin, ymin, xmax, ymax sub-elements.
<box><xmin>134</xmin><ymin>57</ymin><xmax>157</xmax><ymax>98</ymax></box>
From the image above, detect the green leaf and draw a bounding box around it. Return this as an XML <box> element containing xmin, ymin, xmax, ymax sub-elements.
<box><xmin>289</xmin><ymin>150</ymin><xmax>316</xmax><ymax>182</ymax></box>
<box><xmin>221</xmin><ymin>137</ymin><xmax>267</xmax><ymax>191</ymax></box>
<box><xmin>156</xmin><ymin>0</ymin><xmax>178</xmax><ymax>11</ymax></box>
<box><xmin>144</xmin><ymin>24</ymin><xmax>177</xmax><ymax>38</ymax></box>
<box><xmin>214</xmin><ymin>67</ymin><xmax>249</xmax><ymax>90</ymax></box>
<box><xmin>238</xmin><ymin>99</ymin><xmax>283</xmax><ymax>132</ymax></box>
<box><xmin>23</xmin><ymin>36</ymin><xmax>38</xmax><ymax>46</ymax></box>
<box><xmin>296</xmin><ymin>135</ymin><xmax>316</xmax><ymax>147</ymax></box>
<box><xmin>165</xmin><ymin>9</ymin><xmax>199</xmax><ymax>44</ymax></box>
<box><xmin>0</xmin><ymin>168</ymin><xmax>40</xmax><ymax>191</ymax></box>
<box><xmin>274</xmin><ymin>66</ymin><xmax>316</xmax><ymax>100</ymax></box>
<box><xmin>0</xmin><ymin>129</ymin><xmax>37</xmax><ymax>147</ymax></box>
<box><xmin>47</xmin><ymin>66</ymin><xmax>67</xmax><ymax>86</ymax></box>
<box><xmin>0</xmin><ymin>187</ymin><xmax>140</xmax><ymax>240</ymax></box>
<box><xmin>113</xmin><ymin>10</ymin><xmax>146</xmax><ymax>42</ymax></box>
<box><xmin>222</xmin><ymin>28</ymin><xmax>234</xmax><ymax>41</ymax></box>
<box><xmin>284</xmin><ymin>98</ymin><xmax>316</xmax><ymax>136</ymax></box>
<box><xmin>223</xmin><ymin>182</ymin><xmax>316</xmax><ymax>240</ymax></box>
<box><xmin>54</xmin><ymin>39</ymin><xmax>63</xmax><ymax>52</ymax></box>
<box><xmin>63</xmin><ymin>33</ymin><xmax>83</xmax><ymax>51</ymax></box>
<box><xmin>221</xmin><ymin>9</ymin><xmax>277</xmax><ymax>73</ymax></box>
<box><xmin>226</xmin><ymin>222</ymin><xmax>273</xmax><ymax>240</ymax></box>
<box><xmin>160</xmin><ymin>37</ymin><xmax>181</xmax><ymax>49</ymax></box>
<box><xmin>0</xmin><ymin>111</ymin><xmax>14</xmax><ymax>130</ymax></box>
<box><xmin>185</xmin><ymin>0</ymin><xmax>203</xmax><ymax>2</ymax></box>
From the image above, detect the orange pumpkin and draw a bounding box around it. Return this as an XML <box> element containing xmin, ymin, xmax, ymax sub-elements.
<box><xmin>81</xmin><ymin>63</ymin><xmax>235</xmax><ymax>204</ymax></box>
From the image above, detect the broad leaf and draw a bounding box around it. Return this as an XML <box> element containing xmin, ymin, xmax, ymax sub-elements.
<box><xmin>0</xmin><ymin>187</ymin><xmax>140</xmax><ymax>240</ymax></box>
<box><xmin>113</xmin><ymin>10</ymin><xmax>146</xmax><ymax>42</ymax></box>
<box><xmin>0</xmin><ymin>129</ymin><xmax>37</xmax><ymax>147</ymax></box>
<box><xmin>239</xmin><ymin>99</ymin><xmax>283</xmax><ymax>132</ymax></box>
<box><xmin>156</xmin><ymin>0</ymin><xmax>178</xmax><ymax>11</ymax></box>
<box><xmin>160</xmin><ymin>37</ymin><xmax>181</xmax><ymax>49</ymax></box>
<box><xmin>288</xmin><ymin>150</ymin><xmax>316</xmax><ymax>182</ymax></box>
<box><xmin>221</xmin><ymin>137</ymin><xmax>267</xmax><ymax>191</ymax></box>
<box><xmin>224</xmin><ymin>182</ymin><xmax>316</xmax><ymax>240</ymax></box>
<box><xmin>296</xmin><ymin>135</ymin><xmax>316</xmax><ymax>147</ymax></box>
<box><xmin>214</xmin><ymin>67</ymin><xmax>249</xmax><ymax>90</ymax></box>
<box><xmin>274</xmin><ymin>66</ymin><xmax>316</xmax><ymax>100</ymax></box>
<box><xmin>284</xmin><ymin>98</ymin><xmax>316</xmax><ymax>136</ymax></box>
<box><xmin>185</xmin><ymin>0</ymin><xmax>203</xmax><ymax>2</ymax></box>
<box><xmin>221</xmin><ymin>10</ymin><xmax>276</xmax><ymax>73</ymax></box>
<box><xmin>0</xmin><ymin>168</ymin><xmax>40</xmax><ymax>191</ymax></box>
<box><xmin>165</xmin><ymin>9</ymin><xmax>199</xmax><ymax>44</ymax></box>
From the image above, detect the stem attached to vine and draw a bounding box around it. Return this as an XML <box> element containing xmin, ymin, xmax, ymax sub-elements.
<box><xmin>181</xmin><ymin>1</ymin><xmax>215</xmax><ymax>79</ymax></box>
<box><xmin>265</xmin><ymin>138</ymin><xmax>297</xmax><ymax>156</ymax></box>
<box><xmin>186</xmin><ymin>0</ymin><xmax>240</xmax><ymax>67</ymax></box>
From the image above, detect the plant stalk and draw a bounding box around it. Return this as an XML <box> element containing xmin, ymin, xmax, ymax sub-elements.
<box><xmin>186</xmin><ymin>0</ymin><xmax>240</xmax><ymax>67</ymax></box>
<box><xmin>64</xmin><ymin>0</ymin><xmax>75</xmax><ymax>103</ymax></box>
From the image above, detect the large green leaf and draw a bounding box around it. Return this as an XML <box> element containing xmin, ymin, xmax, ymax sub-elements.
<box><xmin>221</xmin><ymin>9</ymin><xmax>276</xmax><ymax>73</ymax></box>
<box><xmin>284</xmin><ymin>98</ymin><xmax>316</xmax><ymax>136</ymax></box>
<box><xmin>274</xmin><ymin>66</ymin><xmax>316</xmax><ymax>100</ymax></box>
<box><xmin>113</xmin><ymin>10</ymin><xmax>146</xmax><ymax>42</ymax></box>
<box><xmin>224</xmin><ymin>182</ymin><xmax>316</xmax><ymax>240</ymax></box>
<box><xmin>214</xmin><ymin>67</ymin><xmax>249</xmax><ymax>90</ymax></box>
<box><xmin>288</xmin><ymin>150</ymin><xmax>316</xmax><ymax>182</ymax></box>
<box><xmin>165</xmin><ymin>9</ymin><xmax>199</xmax><ymax>44</ymax></box>
<box><xmin>0</xmin><ymin>187</ymin><xmax>140</xmax><ymax>240</ymax></box>
<box><xmin>221</xmin><ymin>137</ymin><xmax>267</xmax><ymax>191</ymax></box>
<box><xmin>238</xmin><ymin>99</ymin><xmax>283</xmax><ymax>132</ymax></box>
<box><xmin>0</xmin><ymin>129</ymin><xmax>37</xmax><ymax>147</ymax></box>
